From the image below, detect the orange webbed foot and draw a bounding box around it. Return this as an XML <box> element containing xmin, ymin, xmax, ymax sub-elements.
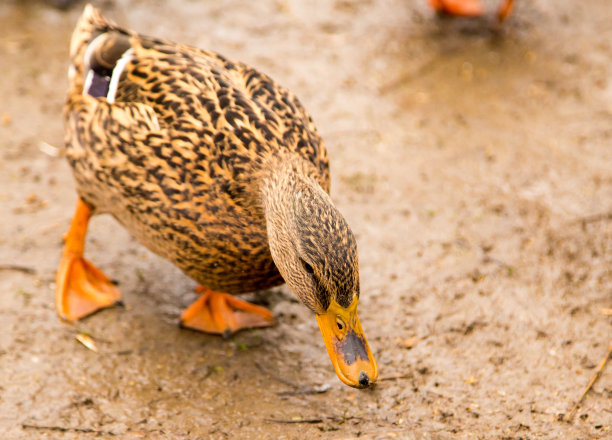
<box><xmin>56</xmin><ymin>255</ymin><xmax>122</xmax><ymax>322</ymax></box>
<box><xmin>430</xmin><ymin>0</ymin><xmax>484</xmax><ymax>17</ymax></box>
<box><xmin>180</xmin><ymin>286</ymin><xmax>274</xmax><ymax>337</ymax></box>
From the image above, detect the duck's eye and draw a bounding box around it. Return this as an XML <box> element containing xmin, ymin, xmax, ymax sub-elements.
<box><xmin>336</xmin><ymin>317</ymin><xmax>345</xmax><ymax>331</ymax></box>
<box><xmin>301</xmin><ymin>259</ymin><xmax>314</xmax><ymax>274</ymax></box>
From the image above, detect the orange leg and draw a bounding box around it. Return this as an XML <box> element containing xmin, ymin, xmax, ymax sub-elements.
<box><xmin>55</xmin><ymin>198</ymin><xmax>121</xmax><ymax>322</ymax></box>
<box><xmin>497</xmin><ymin>0</ymin><xmax>514</xmax><ymax>23</ymax></box>
<box><xmin>180</xmin><ymin>286</ymin><xmax>274</xmax><ymax>337</ymax></box>
<box><xmin>429</xmin><ymin>0</ymin><xmax>484</xmax><ymax>17</ymax></box>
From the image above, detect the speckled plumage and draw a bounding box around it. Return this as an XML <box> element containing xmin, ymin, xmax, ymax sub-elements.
<box><xmin>64</xmin><ymin>6</ymin><xmax>361</xmax><ymax>311</ymax></box>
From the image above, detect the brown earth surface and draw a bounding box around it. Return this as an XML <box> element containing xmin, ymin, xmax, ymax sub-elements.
<box><xmin>1</xmin><ymin>0</ymin><xmax>611</xmax><ymax>438</ymax></box>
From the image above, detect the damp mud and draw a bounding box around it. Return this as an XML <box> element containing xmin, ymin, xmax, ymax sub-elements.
<box><xmin>1</xmin><ymin>0</ymin><xmax>611</xmax><ymax>438</ymax></box>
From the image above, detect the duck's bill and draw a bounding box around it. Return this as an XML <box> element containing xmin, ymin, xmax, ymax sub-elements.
<box><xmin>316</xmin><ymin>298</ymin><xmax>378</xmax><ymax>388</ymax></box>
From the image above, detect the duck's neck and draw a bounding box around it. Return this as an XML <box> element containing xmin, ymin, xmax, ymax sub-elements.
<box><xmin>259</xmin><ymin>154</ymin><xmax>330</xmax><ymax>218</ymax></box>
<box><xmin>258</xmin><ymin>154</ymin><xmax>335</xmax><ymax>312</ymax></box>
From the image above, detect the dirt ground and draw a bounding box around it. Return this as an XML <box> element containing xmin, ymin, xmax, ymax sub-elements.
<box><xmin>1</xmin><ymin>0</ymin><xmax>611</xmax><ymax>438</ymax></box>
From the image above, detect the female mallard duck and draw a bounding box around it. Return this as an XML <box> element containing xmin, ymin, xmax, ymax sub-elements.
<box><xmin>57</xmin><ymin>5</ymin><xmax>377</xmax><ymax>388</ymax></box>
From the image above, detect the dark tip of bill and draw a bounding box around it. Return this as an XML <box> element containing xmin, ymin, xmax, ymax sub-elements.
<box><xmin>358</xmin><ymin>371</ymin><xmax>370</xmax><ymax>387</ymax></box>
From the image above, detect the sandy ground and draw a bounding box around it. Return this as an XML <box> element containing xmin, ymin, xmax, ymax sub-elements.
<box><xmin>1</xmin><ymin>0</ymin><xmax>611</xmax><ymax>438</ymax></box>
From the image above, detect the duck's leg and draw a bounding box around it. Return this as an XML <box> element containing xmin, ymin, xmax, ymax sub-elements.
<box><xmin>497</xmin><ymin>0</ymin><xmax>514</xmax><ymax>23</ymax></box>
<box><xmin>180</xmin><ymin>286</ymin><xmax>274</xmax><ymax>337</ymax></box>
<box><xmin>55</xmin><ymin>198</ymin><xmax>122</xmax><ymax>321</ymax></box>
<box><xmin>429</xmin><ymin>0</ymin><xmax>484</xmax><ymax>17</ymax></box>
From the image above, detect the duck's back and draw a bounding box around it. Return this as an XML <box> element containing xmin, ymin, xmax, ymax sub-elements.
<box><xmin>65</xmin><ymin>6</ymin><xmax>329</xmax><ymax>293</ymax></box>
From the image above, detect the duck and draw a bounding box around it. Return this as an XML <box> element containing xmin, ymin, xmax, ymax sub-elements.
<box><xmin>56</xmin><ymin>5</ymin><xmax>377</xmax><ymax>388</ymax></box>
<box><xmin>429</xmin><ymin>0</ymin><xmax>514</xmax><ymax>23</ymax></box>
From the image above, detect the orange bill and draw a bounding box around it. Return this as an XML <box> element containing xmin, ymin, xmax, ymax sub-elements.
<box><xmin>316</xmin><ymin>297</ymin><xmax>378</xmax><ymax>388</ymax></box>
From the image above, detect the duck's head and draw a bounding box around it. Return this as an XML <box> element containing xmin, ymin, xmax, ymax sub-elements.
<box><xmin>262</xmin><ymin>161</ymin><xmax>378</xmax><ymax>388</ymax></box>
